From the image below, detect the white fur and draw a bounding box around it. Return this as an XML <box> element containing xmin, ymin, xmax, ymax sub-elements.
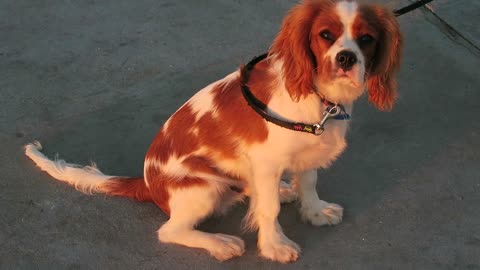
<box><xmin>24</xmin><ymin>142</ymin><xmax>113</xmax><ymax>194</ymax></box>
<box><xmin>160</xmin><ymin>155</ymin><xmax>189</xmax><ymax>180</ymax></box>
<box><xmin>187</xmin><ymin>86</ymin><xmax>216</xmax><ymax>119</ymax></box>
<box><xmin>162</xmin><ymin>72</ymin><xmax>237</xmax><ymax>131</ymax></box>
<box><xmin>337</xmin><ymin>1</ymin><xmax>357</xmax><ymax>37</ymax></box>
<box><xmin>292</xmin><ymin>170</ymin><xmax>343</xmax><ymax>226</ymax></box>
<box><xmin>187</xmin><ymin>71</ymin><xmax>239</xmax><ymax>119</ymax></box>
<box><xmin>158</xmin><ymin>185</ymin><xmax>245</xmax><ymax>261</ymax></box>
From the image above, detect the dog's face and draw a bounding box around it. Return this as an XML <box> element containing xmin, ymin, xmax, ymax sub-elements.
<box><xmin>271</xmin><ymin>0</ymin><xmax>402</xmax><ymax>110</ymax></box>
<box><xmin>313</xmin><ymin>1</ymin><xmax>377</xmax><ymax>93</ymax></box>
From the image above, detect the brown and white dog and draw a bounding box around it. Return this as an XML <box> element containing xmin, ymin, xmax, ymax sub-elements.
<box><xmin>25</xmin><ymin>0</ymin><xmax>402</xmax><ymax>263</ymax></box>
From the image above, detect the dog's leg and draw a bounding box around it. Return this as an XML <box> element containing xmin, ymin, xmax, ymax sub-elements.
<box><xmin>293</xmin><ymin>170</ymin><xmax>343</xmax><ymax>226</ymax></box>
<box><xmin>157</xmin><ymin>184</ymin><xmax>245</xmax><ymax>261</ymax></box>
<box><xmin>279</xmin><ymin>180</ymin><xmax>297</xmax><ymax>203</ymax></box>
<box><xmin>248</xmin><ymin>167</ymin><xmax>301</xmax><ymax>263</ymax></box>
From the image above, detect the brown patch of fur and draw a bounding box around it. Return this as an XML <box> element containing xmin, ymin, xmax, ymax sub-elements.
<box><xmin>357</xmin><ymin>4</ymin><xmax>403</xmax><ymax>111</ymax></box>
<box><xmin>182</xmin><ymin>155</ymin><xmax>223</xmax><ymax>177</ymax></box>
<box><xmin>144</xmin><ymin>164</ymin><xmax>209</xmax><ymax>216</ymax></box>
<box><xmin>270</xmin><ymin>0</ymin><xmax>337</xmax><ymax>101</ymax></box>
<box><xmin>310</xmin><ymin>1</ymin><xmax>343</xmax><ymax>85</ymax></box>
<box><xmin>211</xmin><ymin>68</ymin><xmax>272</xmax><ymax>145</ymax></box>
<box><xmin>144</xmin><ymin>103</ymin><xmax>206</xmax><ymax>215</ymax></box>
<box><xmin>100</xmin><ymin>177</ymin><xmax>152</xmax><ymax>202</ymax></box>
<box><xmin>352</xmin><ymin>9</ymin><xmax>379</xmax><ymax>71</ymax></box>
<box><xmin>195</xmin><ymin>112</ymin><xmax>239</xmax><ymax>159</ymax></box>
<box><xmin>144</xmin><ymin>165</ymin><xmax>171</xmax><ymax>214</ymax></box>
<box><xmin>146</xmin><ymin>103</ymin><xmax>202</xmax><ymax>163</ymax></box>
<box><xmin>143</xmin><ymin>69</ymin><xmax>275</xmax><ymax>215</ymax></box>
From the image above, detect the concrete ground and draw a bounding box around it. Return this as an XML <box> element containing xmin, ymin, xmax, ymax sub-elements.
<box><xmin>1</xmin><ymin>0</ymin><xmax>479</xmax><ymax>269</ymax></box>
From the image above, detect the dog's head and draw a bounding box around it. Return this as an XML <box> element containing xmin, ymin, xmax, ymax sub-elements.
<box><xmin>270</xmin><ymin>0</ymin><xmax>402</xmax><ymax>110</ymax></box>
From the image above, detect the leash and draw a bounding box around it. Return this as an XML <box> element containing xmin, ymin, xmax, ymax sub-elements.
<box><xmin>394</xmin><ymin>0</ymin><xmax>434</xmax><ymax>17</ymax></box>
<box><xmin>240</xmin><ymin>0</ymin><xmax>434</xmax><ymax>136</ymax></box>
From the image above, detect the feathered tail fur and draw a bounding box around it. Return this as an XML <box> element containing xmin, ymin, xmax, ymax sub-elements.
<box><xmin>24</xmin><ymin>142</ymin><xmax>151</xmax><ymax>202</ymax></box>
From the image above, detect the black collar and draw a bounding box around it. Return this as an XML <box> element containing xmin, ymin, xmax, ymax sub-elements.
<box><xmin>240</xmin><ymin>53</ymin><xmax>350</xmax><ymax>136</ymax></box>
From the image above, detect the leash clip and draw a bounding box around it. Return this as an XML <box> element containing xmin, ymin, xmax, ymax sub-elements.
<box><xmin>313</xmin><ymin>124</ymin><xmax>324</xmax><ymax>135</ymax></box>
<box><xmin>313</xmin><ymin>105</ymin><xmax>342</xmax><ymax>135</ymax></box>
<box><xmin>320</xmin><ymin>105</ymin><xmax>341</xmax><ymax>124</ymax></box>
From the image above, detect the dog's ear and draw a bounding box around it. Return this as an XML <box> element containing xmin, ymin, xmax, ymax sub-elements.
<box><xmin>270</xmin><ymin>1</ymin><xmax>321</xmax><ymax>102</ymax></box>
<box><xmin>366</xmin><ymin>6</ymin><xmax>403</xmax><ymax>111</ymax></box>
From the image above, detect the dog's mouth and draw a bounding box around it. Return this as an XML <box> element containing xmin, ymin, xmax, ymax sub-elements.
<box><xmin>334</xmin><ymin>68</ymin><xmax>363</xmax><ymax>88</ymax></box>
<box><xmin>336</xmin><ymin>68</ymin><xmax>350</xmax><ymax>78</ymax></box>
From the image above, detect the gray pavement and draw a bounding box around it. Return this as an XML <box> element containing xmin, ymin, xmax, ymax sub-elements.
<box><xmin>1</xmin><ymin>0</ymin><xmax>479</xmax><ymax>269</ymax></box>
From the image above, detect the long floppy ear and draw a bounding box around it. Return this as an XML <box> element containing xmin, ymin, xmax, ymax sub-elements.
<box><xmin>270</xmin><ymin>1</ymin><xmax>322</xmax><ymax>101</ymax></box>
<box><xmin>367</xmin><ymin>7</ymin><xmax>403</xmax><ymax>111</ymax></box>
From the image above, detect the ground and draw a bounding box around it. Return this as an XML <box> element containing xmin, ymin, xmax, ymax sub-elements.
<box><xmin>1</xmin><ymin>0</ymin><xmax>479</xmax><ymax>269</ymax></box>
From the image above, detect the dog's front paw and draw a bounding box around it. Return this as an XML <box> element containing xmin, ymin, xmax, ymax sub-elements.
<box><xmin>300</xmin><ymin>201</ymin><xmax>343</xmax><ymax>226</ymax></box>
<box><xmin>209</xmin><ymin>234</ymin><xmax>245</xmax><ymax>261</ymax></box>
<box><xmin>259</xmin><ymin>236</ymin><xmax>301</xmax><ymax>263</ymax></box>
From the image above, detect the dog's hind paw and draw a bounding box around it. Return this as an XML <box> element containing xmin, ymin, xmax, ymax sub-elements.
<box><xmin>279</xmin><ymin>180</ymin><xmax>297</xmax><ymax>204</ymax></box>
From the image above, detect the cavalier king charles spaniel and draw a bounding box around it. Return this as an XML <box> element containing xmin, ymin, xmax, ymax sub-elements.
<box><xmin>25</xmin><ymin>0</ymin><xmax>402</xmax><ymax>263</ymax></box>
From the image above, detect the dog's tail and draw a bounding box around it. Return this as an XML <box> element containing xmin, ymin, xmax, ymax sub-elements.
<box><xmin>24</xmin><ymin>141</ymin><xmax>152</xmax><ymax>202</ymax></box>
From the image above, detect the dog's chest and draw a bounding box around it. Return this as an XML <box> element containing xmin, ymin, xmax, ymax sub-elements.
<box><xmin>288</xmin><ymin>120</ymin><xmax>349</xmax><ymax>171</ymax></box>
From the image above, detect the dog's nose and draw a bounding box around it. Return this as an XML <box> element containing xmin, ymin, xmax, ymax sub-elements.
<box><xmin>336</xmin><ymin>50</ymin><xmax>357</xmax><ymax>71</ymax></box>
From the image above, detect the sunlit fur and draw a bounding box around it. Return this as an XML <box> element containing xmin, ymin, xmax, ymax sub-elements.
<box><xmin>25</xmin><ymin>0</ymin><xmax>402</xmax><ymax>263</ymax></box>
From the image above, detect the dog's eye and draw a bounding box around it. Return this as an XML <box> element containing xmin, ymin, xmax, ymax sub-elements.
<box><xmin>320</xmin><ymin>31</ymin><xmax>335</xmax><ymax>41</ymax></box>
<box><xmin>358</xmin><ymin>34</ymin><xmax>374</xmax><ymax>45</ymax></box>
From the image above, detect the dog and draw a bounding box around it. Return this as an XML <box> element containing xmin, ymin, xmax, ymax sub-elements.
<box><xmin>25</xmin><ymin>0</ymin><xmax>402</xmax><ymax>263</ymax></box>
